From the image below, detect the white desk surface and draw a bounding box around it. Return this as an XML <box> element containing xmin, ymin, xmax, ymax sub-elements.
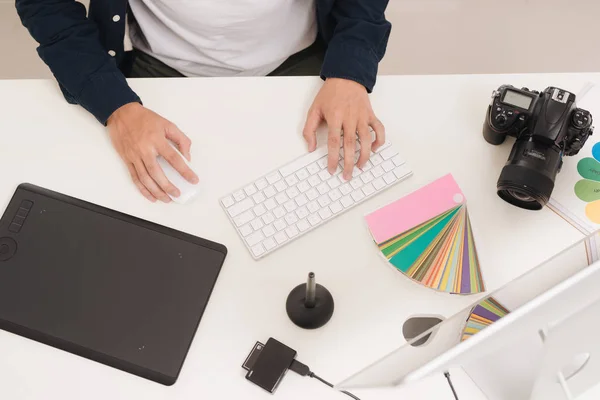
<box><xmin>0</xmin><ymin>73</ymin><xmax>595</xmax><ymax>400</ymax></box>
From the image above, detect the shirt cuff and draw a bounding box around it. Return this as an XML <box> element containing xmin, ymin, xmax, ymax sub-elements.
<box><xmin>320</xmin><ymin>41</ymin><xmax>379</xmax><ymax>93</ymax></box>
<box><xmin>76</xmin><ymin>71</ymin><xmax>142</xmax><ymax>125</ymax></box>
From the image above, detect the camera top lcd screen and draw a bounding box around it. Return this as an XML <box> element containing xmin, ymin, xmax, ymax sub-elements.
<box><xmin>503</xmin><ymin>90</ymin><xmax>533</xmax><ymax>110</ymax></box>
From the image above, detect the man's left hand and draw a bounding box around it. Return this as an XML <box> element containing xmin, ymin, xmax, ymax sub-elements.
<box><xmin>303</xmin><ymin>78</ymin><xmax>385</xmax><ymax>181</ymax></box>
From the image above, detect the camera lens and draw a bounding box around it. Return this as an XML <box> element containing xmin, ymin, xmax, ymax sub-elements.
<box><xmin>496</xmin><ymin>139</ymin><xmax>562</xmax><ymax>210</ymax></box>
<box><xmin>507</xmin><ymin>190</ymin><xmax>534</xmax><ymax>203</ymax></box>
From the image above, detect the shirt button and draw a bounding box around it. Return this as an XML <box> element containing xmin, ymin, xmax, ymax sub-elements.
<box><xmin>108</xmin><ymin>50</ymin><xmax>116</xmax><ymax>57</ymax></box>
<box><xmin>112</xmin><ymin>15</ymin><xmax>121</xmax><ymax>22</ymax></box>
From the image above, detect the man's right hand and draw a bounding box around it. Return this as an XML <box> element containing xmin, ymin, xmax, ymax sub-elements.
<box><xmin>107</xmin><ymin>102</ymin><xmax>199</xmax><ymax>203</ymax></box>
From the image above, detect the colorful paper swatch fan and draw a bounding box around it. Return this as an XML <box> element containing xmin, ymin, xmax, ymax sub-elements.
<box><xmin>461</xmin><ymin>297</ymin><xmax>510</xmax><ymax>342</ymax></box>
<box><xmin>365</xmin><ymin>174</ymin><xmax>485</xmax><ymax>294</ymax></box>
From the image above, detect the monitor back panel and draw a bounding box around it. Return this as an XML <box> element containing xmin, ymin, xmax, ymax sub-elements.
<box><xmin>0</xmin><ymin>184</ymin><xmax>227</xmax><ymax>385</ymax></box>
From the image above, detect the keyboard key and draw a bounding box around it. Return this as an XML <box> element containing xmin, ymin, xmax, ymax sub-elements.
<box><xmin>340</xmin><ymin>195</ymin><xmax>354</xmax><ymax>208</ymax></box>
<box><xmin>251</xmin><ymin>244</ymin><xmax>265</xmax><ymax>257</ymax></box>
<box><xmin>330</xmin><ymin>201</ymin><xmax>343</xmax><ymax>214</ymax></box>
<box><xmin>264</xmin><ymin>198</ymin><xmax>277</xmax><ymax>210</ymax></box>
<box><xmin>253</xmin><ymin>204</ymin><xmax>266</xmax><ymax>217</ymax></box>
<box><xmin>372</xmin><ymin>166</ymin><xmax>385</xmax><ymax>178</ymax></box>
<box><xmin>239</xmin><ymin>224</ymin><xmax>253</xmax><ymax>237</ymax></box>
<box><xmin>279</xmin><ymin>146</ymin><xmax>328</xmax><ymax>177</ymax></box>
<box><xmin>374</xmin><ymin>140</ymin><xmax>392</xmax><ymax>153</ymax></box>
<box><xmin>274</xmin><ymin>219</ymin><xmax>287</xmax><ymax>231</ymax></box>
<box><xmin>221</xmin><ymin>196</ymin><xmax>234</xmax><ymax>208</ymax></box>
<box><xmin>262</xmin><ymin>224</ymin><xmax>276</xmax><ymax>237</ymax></box>
<box><xmin>307</xmin><ymin>163</ymin><xmax>320</xmax><ymax>175</ymax></box>
<box><xmin>306</xmin><ymin>188</ymin><xmax>319</xmax><ymax>201</ymax></box>
<box><xmin>228</xmin><ymin>198</ymin><xmax>254</xmax><ymax>217</ymax></box>
<box><xmin>317</xmin><ymin>157</ymin><xmax>327</xmax><ymax>169</ymax></box>
<box><xmin>296</xmin><ymin>194</ymin><xmax>308</xmax><ymax>206</ymax></box>
<box><xmin>308</xmin><ymin>214</ymin><xmax>322</xmax><ymax>226</ymax></box>
<box><xmin>394</xmin><ymin>166</ymin><xmax>411</xmax><ymax>179</ymax></box>
<box><xmin>296</xmin><ymin>168</ymin><xmax>310</xmax><ymax>181</ymax></box>
<box><xmin>328</xmin><ymin>177</ymin><xmax>341</xmax><ymax>189</ymax></box>
<box><xmin>373</xmin><ymin>177</ymin><xmax>386</xmax><ymax>190</ymax></box>
<box><xmin>263</xmin><ymin>238</ymin><xmax>277</xmax><ymax>251</ymax></box>
<box><xmin>296</xmin><ymin>206</ymin><xmax>309</xmax><ymax>219</ymax></box>
<box><xmin>285</xmin><ymin>175</ymin><xmax>299</xmax><ymax>186</ymax></box>
<box><xmin>284</xmin><ymin>200</ymin><xmax>297</xmax><ymax>212</ymax></box>
<box><xmin>383</xmin><ymin>172</ymin><xmax>397</xmax><ymax>184</ymax></box>
<box><xmin>307</xmin><ymin>201</ymin><xmax>319</xmax><ymax>214</ymax></box>
<box><xmin>262</xmin><ymin>212</ymin><xmax>275</xmax><ymax>225</ymax></box>
<box><xmin>246</xmin><ymin>231</ymin><xmax>265</xmax><ymax>247</ymax></box>
<box><xmin>361</xmin><ymin>171</ymin><xmax>374</xmax><ymax>184</ymax></box>
<box><xmin>350</xmin><ymin>178</ymin><xmax>363</xmax><ymax>190</ymax></box>
<box><xmin>244</xmin><ymin>184</ymin><xmax>257</xmax><ymax>196</ymax></box>
<box><xmin>253</xmin><ymin>192</ymin><xmax>266</xmax><ymax>204</ymax></box>
<box><xmin>297</xmin><ymin>219</ymin><xmax>310</xmax><ymax>232</ymax></box>
<box><xmin>340</xmin><ymin>183</ymin><xmax>352</xmax><ymax>195</ymax></box>
<box><xmin>286</xmin><ymin>187</ymin><xmax>300</xmax><ymax>199</ymax></box>
<box><xmin>362</xmin><ymin>183</ymin><xmax>376</xmax><ymax>196</ymax></box>
<box><xmin>298</xmin><ymin>180</ymin><xmax>311</xmax><ymax>193</ymax></box>
<box><xmin>351</xmin><ymin>190</ymin><xmax>365</xmax><ymax>202</ymax></box>
<box><xmin>264</xmin><ymin>186</ymin><xmax>277</xmax><ymax>198</ymax></box>
<box><xmin>274</xmin><ymin>231</ymin><xmax>288</xmax><ymax>244</ymax></box>
<box><xmin>251</xmin><ymin>218</ymin><xmax>264</xmax><ymax>230</ymax></box>
<box><xmin>319</xmin><ymin>208</ymin><xmax>332</xmax><ymax>220</ymax></box>
<box><xmin>392</xmin><ymin>155</ymin><xmax>405</xmax><ymax>167</ymax></box>
<box><xmin>256</xmin><ymin>178</ymin><xmax>268</xmax><ymax>190</ymax></box>
<box><xmin>318</xmin><ymin>195</ymin><xmax>331</xmax><ymax>207</ymax></box>
<box><xmin>274</xmin><ymin>180</ymin><xmax>287</xmax><ymax>192</ymax></box>
<box><xmin>352</xmin><ymin>167</ymin><xmax>361</xmax><ymax>178</ymax></box>
<box><xmin>273</xmin><ymin>206</ymin><xmax>286</xmax><ymax>219</ymax></box>
<box><xmin>329</xmin><ymin>188</ymin><xmax>342</xmax><ymax>201</ymax></box>
<box><xmin>233</xmin><ymin>190</ymin><xmax>246</xmax><ymax>201</ymax></box>
<box><xmin>362</xmin><ymin>160</ymin><xmax>373</xmax><ymax>171</ymax></box>
<box><xmin>285</xmin><ymin>225</ymin><xmax>299</xmax><ymax>238</ymax></box>
<box><xmin>317</xmin><ymin>183</ymin><xmax>329</xmax><ymax>195</ymax></box>
<box><xmin>308</xmin><ymin>175</ymin><xmax>321</xmax><ymax>187</ymax></box>
<box><xmin>382</xmin><ymin>160</ymin><xmax>395</xmax><ymax>173</ymax></box>
<box><xmin>371</xmin><ymin>154</ymin><xmax>383</xmax><ymax>165</ymax></box>
<box><xmin>285</xmin><ymin>213</ymin><xmax>299</xmax><ymax>225</ymax></box>
<box><xmin>275</xmin><ymin>192</ymin><xmax>289</xmax><ymax>205</ymax></box>
<box><xmin>318</xmin><ymin>170</ymin><xmax>331</xmax><ymax>181</ymax></box>
<box><xmin>266</xmin><ymin>172</ymin><xmax>282</xmax><ymax>184</ymax></box>
<box><xmin>380</xmin><ymin>147</ymin><xmax>399</xmax><ymax>160</ymax></box>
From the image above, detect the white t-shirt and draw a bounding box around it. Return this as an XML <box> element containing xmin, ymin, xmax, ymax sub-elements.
<box><xmin>128</xmin><ymin>0</ymin><xmax>317</xmax><ymax>77</ymax></box>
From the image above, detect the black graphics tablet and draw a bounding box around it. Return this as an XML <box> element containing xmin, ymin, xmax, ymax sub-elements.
<box><xmin>0</xmin><ymin>183</ymin><xmax>227</xmax><ymax>385</ymax></box>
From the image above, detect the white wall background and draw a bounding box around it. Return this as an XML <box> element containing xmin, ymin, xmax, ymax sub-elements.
<box><xmin>1</xmin><ymin>0</ymin><xmax>599</xmax><ymax>78</ymax></box>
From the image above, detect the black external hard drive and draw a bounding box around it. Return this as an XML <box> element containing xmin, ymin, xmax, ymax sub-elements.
<box><xmin>245</xmin><ymin>338</ymin><xmax>297</xmax><ymax>393</ymax></box>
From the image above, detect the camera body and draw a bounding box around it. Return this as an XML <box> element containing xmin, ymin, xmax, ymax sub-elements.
<box><xmin>483</xmin><ymin>85</ymin><xmax>594</xmax><ymax>210</ymax></box>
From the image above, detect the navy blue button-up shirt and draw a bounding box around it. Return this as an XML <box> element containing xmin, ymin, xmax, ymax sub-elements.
<box><xmin>16</xmin><ymin>0</ymin><xmax>391</xmax><ymax>125</ymax></box>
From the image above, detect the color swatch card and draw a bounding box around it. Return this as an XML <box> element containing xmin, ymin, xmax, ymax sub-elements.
<box><xmin>461</xmin><ymin>297</ymin><xmax>510</xmax><ymax>342</ymax></box>
<box><xmin>365</xmin><ymin>174</ymin><xmax>485</xmax><ymax>295</ymax></box>
<box><xmin>548</xmin><ymin>84</ymin><xmax>600</xmax><ymax>234</ymax></box>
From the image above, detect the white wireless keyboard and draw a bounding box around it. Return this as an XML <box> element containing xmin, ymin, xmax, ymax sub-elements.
<box><xmin>220</xmin><ymin>141</ymin><xmax>412</xmax><ymax>259</ymax></box>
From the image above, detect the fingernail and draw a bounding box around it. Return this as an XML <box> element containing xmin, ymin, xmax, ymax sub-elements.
<box><xmin>191</xmin><ymin>176</ymin><xmax>199</xmax><ymax>184</ymax></box>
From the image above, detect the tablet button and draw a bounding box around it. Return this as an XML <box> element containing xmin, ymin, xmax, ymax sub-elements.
<box><xmin>16</xmin><ymin>208</ymin><xmax>29</xmax><ymax>218</ymax></box>
<box><xmin>8</xmin><ymin>223</ymin><xmax>21</xmax><ymax>233</ymax></box>
<box><xmin>0</xmin><ymin>237</ymin><xmax>17</xmax><ymax>261</ymax></box>
<box><xmin>20</xmin><ymin>200</ymin><xmax>33</xmax><ymax>210</ymax></box>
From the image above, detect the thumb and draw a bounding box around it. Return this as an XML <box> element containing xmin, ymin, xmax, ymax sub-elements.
<box><xmin>166</xmin><ymin>124</ymin><xmax>192</xmax><ymax>162</ymax></box>
<box><xmin>302</xmin><ymin>108</ymin><xmax>321</xmax><ymax>152</ymax></box>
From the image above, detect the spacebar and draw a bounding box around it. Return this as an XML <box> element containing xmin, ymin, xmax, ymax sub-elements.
<box><xmin>279</xmin><ymin>146</ymin><xmax>329</xmax><ymax>177</ymax></box>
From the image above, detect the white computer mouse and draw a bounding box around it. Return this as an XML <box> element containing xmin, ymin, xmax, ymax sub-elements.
<box><xmin>156</xmin><ymin>144</ymin><xmax>199</xmax><ymax>204</ymax></box>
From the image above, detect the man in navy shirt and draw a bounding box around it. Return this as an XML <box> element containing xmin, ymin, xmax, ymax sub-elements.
<box><xmin>17</xmin><ymin>0</ymin><xmax>391</xmax><ymax>203</ymax></box>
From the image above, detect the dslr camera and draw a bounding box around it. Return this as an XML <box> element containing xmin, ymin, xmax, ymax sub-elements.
<box><xmin>483</xmin><ymin>85</ymin><xmax>594</xmax><ymax>210</ymax></box>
